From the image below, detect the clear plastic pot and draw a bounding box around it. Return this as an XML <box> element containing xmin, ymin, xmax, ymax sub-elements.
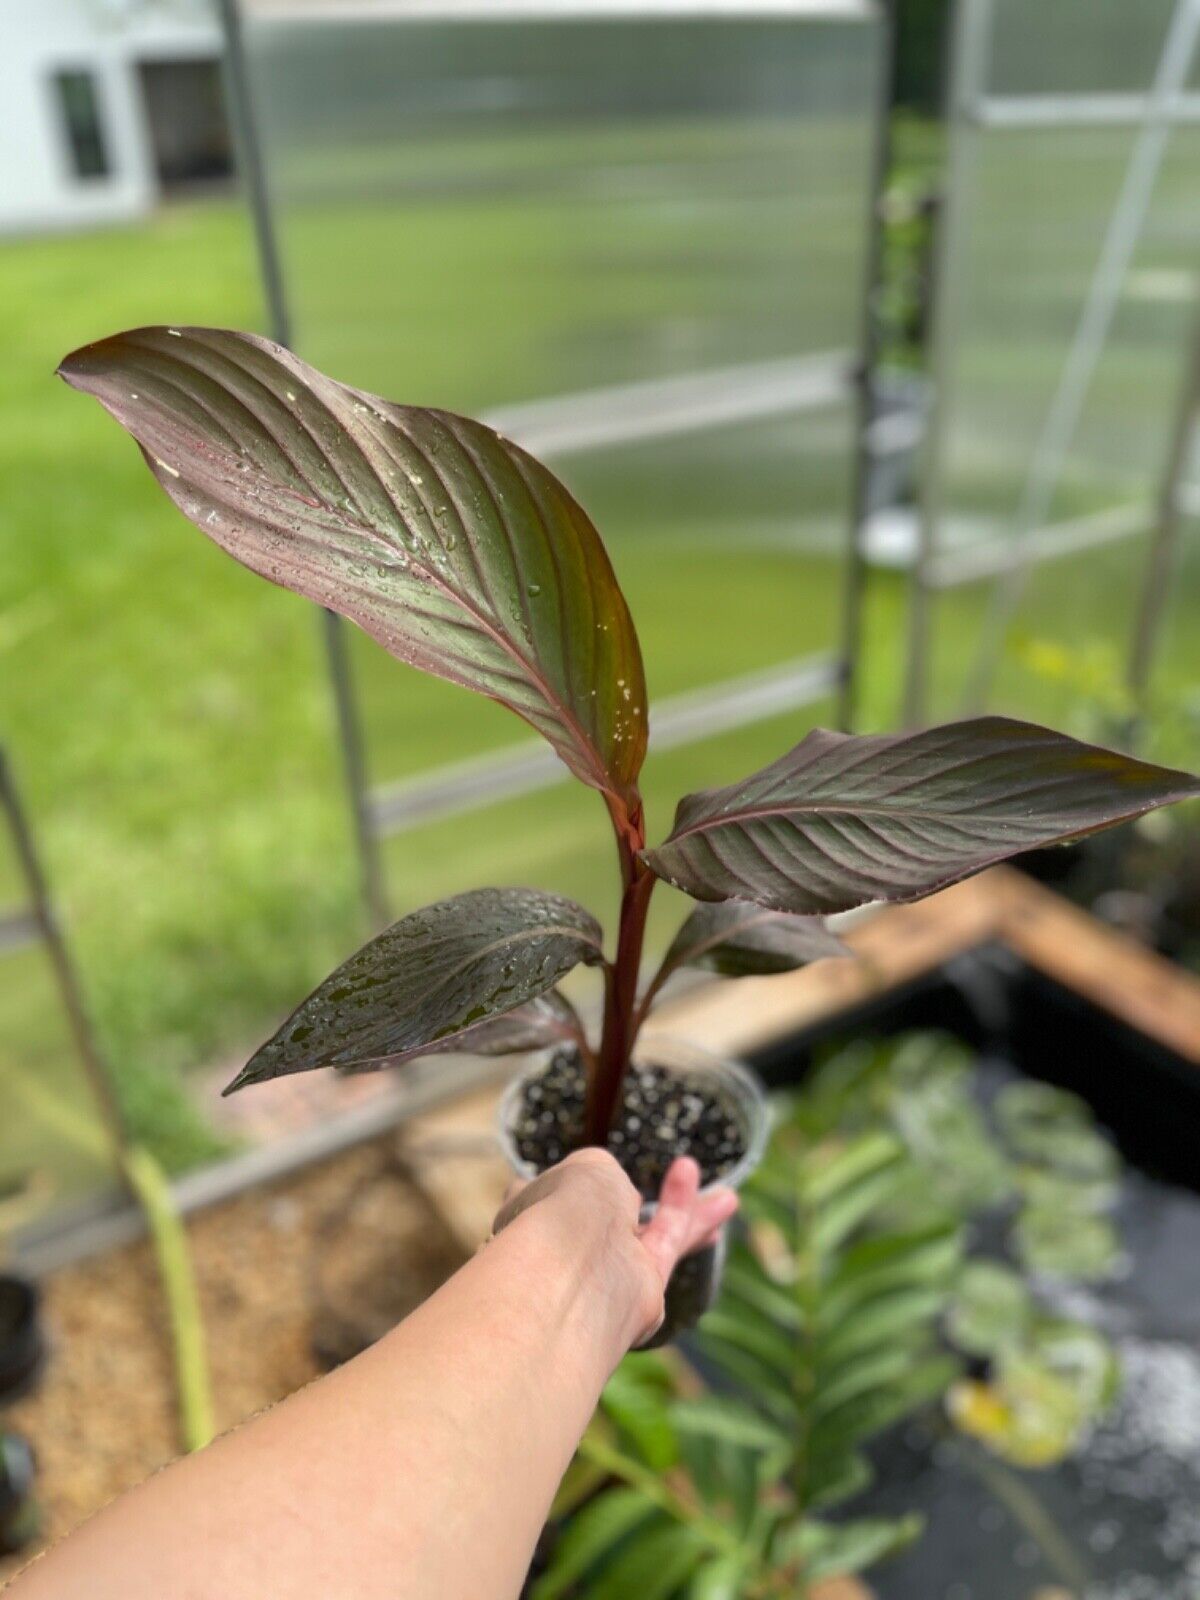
<box><xmin>496</xmin><ymin>1038</ymin><xmax>770</xmax><ymax>1346</ymax></box>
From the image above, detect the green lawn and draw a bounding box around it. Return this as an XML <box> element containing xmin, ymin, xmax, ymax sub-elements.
<box><xmin>0</xmin><ymin>195</ymin><xmax>857</xmax><ymax>1190</ymax></box>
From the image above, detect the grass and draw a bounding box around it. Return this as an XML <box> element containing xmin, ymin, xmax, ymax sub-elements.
<box><xmin>4</xmin><ymin>101</ymin><xmax>1198</xmax><ymax>1196</ymax></box>
<box><xmin>0</xmin><ymin>187</ymin><xmax>858</xmax><ymax>1188</ymax></box>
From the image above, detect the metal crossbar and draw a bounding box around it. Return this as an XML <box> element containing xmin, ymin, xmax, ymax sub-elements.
<box><xmin>242</xmin><ymin>0</ymin><xmax>877</xmax><ymax>23</ymax></box>
<box><xmin>925</xmin><ymin>501</ymin><xmax>1150</xmax><ymax>590</ymax></box>
<box><xmin>972</xmin><ymin>92</ymin><xmax>1200</xmax><ymax>130</ymax></box>
<box><xmin>482</xmin><ymin>353</ymin><xmax>853</xmax><ymax>461</ymax></box>
<box><xmin>370</xmin><ymin>651</ymin><xmax>841</xmax><ymax>836</ymax></box>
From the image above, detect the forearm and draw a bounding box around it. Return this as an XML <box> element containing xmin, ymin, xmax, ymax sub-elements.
<box><xmin>11</xmin><ymin>1204</ymin><xmax>637</xmax><ymax>1600</ymax></box>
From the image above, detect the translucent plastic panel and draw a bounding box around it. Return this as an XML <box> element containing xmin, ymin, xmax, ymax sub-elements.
<box><xmin>919</xmin><ymin>0</ymin><xmax>1200</xmax><ymax>725</ymax></box>
<box><xmin>986</xmin><ymin>0</ymin><xmax>1187</xmax><ymax>98</ymax></box>
<box><xmin>936</xmin><ymin>125</ymin><xmax>1200</xmax><ymax>557</ymax></box>
<box><xmin>243</xmin><ymin>6</ymin><xmax>879</xmax><ymax>409</ymax></box>
<box><xmin>348</xmin><ymin>401</ymin><xmax>857</xmax><ymax>785</ymax></box>
<box><xmin>1146</xmin><ymin>509</ymin><xmax>1200</xmax><ymax>772</ymax></box>
<box><xmin>924</xmin><ymin>536</ymin><xmax>1153</xmax><ymax>730</ymax></box>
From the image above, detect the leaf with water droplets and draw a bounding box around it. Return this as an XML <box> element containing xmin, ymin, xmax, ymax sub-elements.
<box><xmin>643</xmin><ymin>717</ymin><xmax>1200</xmax><ymax>915</ymax></box>
<box><xmin>58</xmin><ymin>327</ymin><xmax>648</xmax><ymax>815</ymax></box>
<box><xmin>224</xmin><ymin>888</ymin><xmax>604</xmax><ymax>1093</ymax></box>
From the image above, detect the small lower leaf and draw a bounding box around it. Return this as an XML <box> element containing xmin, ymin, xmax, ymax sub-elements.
<box><xmin>225</xmin><ymin>887</ymin><xmax>602</xmax><ymax>1093</ymax></box>
<box><xmin>649</xmin><ymin>899</ymin><xmax>848</xmax><ymax>993</ymax></box>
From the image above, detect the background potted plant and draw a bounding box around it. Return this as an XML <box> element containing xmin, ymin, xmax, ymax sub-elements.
<box><xmin>58</xmin><ymin>327</ymin><xmax>1200</xmax><ymax>1336</ymax></box>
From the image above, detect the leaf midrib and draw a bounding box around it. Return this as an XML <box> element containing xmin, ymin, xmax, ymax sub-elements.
<box><xmin>663</xmin><ymin>795</ymin><xmax>1145</xmax><ymax>847</ymax></box>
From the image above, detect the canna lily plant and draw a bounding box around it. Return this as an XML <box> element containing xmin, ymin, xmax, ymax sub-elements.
<box><xmin>59</xmin><ymin>328</ymin><xmax>1200</xmax><ymax>1146</ymax></box>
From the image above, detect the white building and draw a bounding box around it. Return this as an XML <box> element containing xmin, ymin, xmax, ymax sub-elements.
<box><xmin>1</xmin><ymin>0</ymin><xmax>229</xmax><ymax>234</ymax></box>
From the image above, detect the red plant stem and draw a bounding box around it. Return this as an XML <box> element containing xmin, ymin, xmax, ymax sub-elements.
<box><xmin>586</xmin><ymin>796</ymin><xmax>655</xmax><ymax>1144</ymax></box>
<box><xmin>587</xmin><ymin>865</ymin><xmax>655</xmax><ymax>1144</ymax></box>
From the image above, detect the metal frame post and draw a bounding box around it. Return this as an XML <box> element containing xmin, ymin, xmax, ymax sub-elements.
<box><xmin>903</xmin><ymin>0</ymin><xmax>993</xmax><ymax>726</ymax></box>
<box><xmin>216</xmin><ymin>0</ymin><xmax>390</xmax><ymax>931</ymax></box>
<box><xmin>1129</xmin><ymin>294</ymin><xmax>1200</xmax><ymax>712</ymax></box>
<box><xmin>837</xmin><ymin>0</ymin><xmax>896</xmax><ymax>732</ymax></box>
<box><xmin>955</xmin><ymin>0</ymin><xmax>1200</xmax><ymax>712</ymax></box>
<box><xmin>0</xmin><ymin>748</ymin><xmax>127</xmax><ymax>1160</ymax></box>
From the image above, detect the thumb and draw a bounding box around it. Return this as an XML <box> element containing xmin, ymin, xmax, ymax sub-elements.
<box><xmin>638</xmin><ymin>1157</ymin><xmax>702</xmax><ymax>1284</ymax></box>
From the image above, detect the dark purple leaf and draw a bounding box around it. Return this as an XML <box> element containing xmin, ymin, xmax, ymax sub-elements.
<box><xmin>224</xmin><ymin>888</ymin><xmax>603</xmax><ymax>1093</ymax></box>
<box><xmin>652</xmin><ymin>900</ymin><xmax>848</xmax><ymax>990</ymax></box>
<box><xmin>58</xmin><ymin>327</ymin><xmax>647</xmax><ymax>813</ymax></box>
<box><xmin>642</xmin><ymin>717</ymin><xmax>1200</xmax><ymax>916</ymax></box>
<box><xmin>336</xmin><ymin>988</ymin><xmax>588</xmax><ymax>1074</ymax></box>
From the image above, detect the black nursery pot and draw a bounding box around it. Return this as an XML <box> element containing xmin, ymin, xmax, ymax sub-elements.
<box><xmin>496</xmin><ymin>1040</ymin><xmax>770</xmax><ymax>1346</ymax></box>
<box><xmin>0</xmin><ymin>1278</ymin><xmax>43</xmax><ymax>1403</ymax></box>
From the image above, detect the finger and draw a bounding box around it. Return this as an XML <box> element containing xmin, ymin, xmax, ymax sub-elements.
<box><xmin>638</xmin><ymin>1156</ymin><xmax>701</xmax><ymax>1283</ymax></box>
<box><xmin>682</xmin><ymin>1187</ymin><xmax>738</xmax><ymax>1255</ymax></box>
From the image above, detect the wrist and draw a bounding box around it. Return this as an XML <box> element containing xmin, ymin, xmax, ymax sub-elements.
<box><xmin>499</xmin><ymin>1194</ymin><xmax>649</xmax><ymax>1372</ymax></box>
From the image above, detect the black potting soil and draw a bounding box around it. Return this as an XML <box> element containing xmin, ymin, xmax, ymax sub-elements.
<box><xmin>510</xmin><ymin>1050</ymin><xmax>746</xmax><ymax>1197</ymax></box>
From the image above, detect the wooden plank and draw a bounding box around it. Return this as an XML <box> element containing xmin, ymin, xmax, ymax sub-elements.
<box><xmin>996</xmin><ymin>871</ymin><xmax>1200</xmax><ymax>1062</ymax></box>
<box><xmin>645</xmin><ymin>867</ymin><xmax>1200</xmax><ymax>1065</ymax></box>
<box><xmin>643</xmin><ymin>872</ymin><xmax>1006</xmax><ymax>1057</ymax></box>
<box><xmin>400</xmin><ymin>1088</ymin><xmax>512</xmax><ymax>1252</ymax></box>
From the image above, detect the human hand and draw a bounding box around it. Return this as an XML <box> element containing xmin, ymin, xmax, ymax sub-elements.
<box><xmin>493</xmin><ymin>1149</ymin><xmax>738</xmax><ymax>1350</ymax></box>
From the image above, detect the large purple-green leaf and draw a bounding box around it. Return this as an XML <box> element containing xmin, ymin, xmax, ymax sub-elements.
<box><xmin>643</xmin><ymin>717</ymin><xmax>1200</xmax><ymax>916</ymax></box>
<box><xmin>224</xmin><ymin>888</ymin><xmax>603</xmax><ymax>1094</ymax></box>
<box><xmin>649</xmin><ymin>901</ymin><xmax>848</xmax><ymax>997</ymax></box>
<box><xmin>336</xmin><ymin>989</ymin><xmax>588</xmax><ymax>1075</ymax></box>
<box><xmin>58</xmin><ymin>327</ymin><xmax>647</xmax><ymax>810</ymax></box>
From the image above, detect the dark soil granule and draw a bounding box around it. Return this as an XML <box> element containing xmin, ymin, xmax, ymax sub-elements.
<box><xmin>511</xmin><ymin>1049</ymin><xmax>747</xmax><ymax>1198</ymax></box>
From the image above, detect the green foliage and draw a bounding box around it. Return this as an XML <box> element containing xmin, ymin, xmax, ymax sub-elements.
<box><xmin>803</xmin><ymin>1035</ymin><xmax>1124</xmax><ymax>1281</ymax></box>
<box><xmin>537</xmin><ymin>1109</ymin><xmax>962</xmax><ymax>1596</ymax></box>
<box><xmin>538</xmin><ymin>1035</ymin><xmax>1124</xmax><ymax>1595</ymax></box>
